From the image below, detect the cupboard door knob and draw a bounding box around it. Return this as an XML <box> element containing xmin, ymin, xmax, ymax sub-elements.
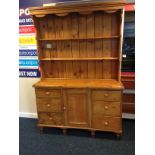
<box><xmin>49</xmin><ymin>117</ymin><xmax>53</xmax><ymax>120</ymax></box>
<box><xmin>104</xmin><ymin>121</ymin><xmax>109</xmax><ymax>126</ymax></box>
<box><xmin>63</xmin><ymin>107</ymin><xmax>66</xmax><ymax>110</ymax></box>
<box><xmin>104</xmin><ymin>94</ymin><xmax>109</xmax><ymax>97</ymax></box>
<box><xmin>104</xmin><ymin>106</ymin><xmax>108</xmax><ymax>110</ymax></box>
<box><xmin>47</xmin><ymin>104</ymin><xmax>50</xmax><ymax>107</ymax></box>
<box><xmin>46</xmin><ymin>92</ymin><xmax>50</xmax><ymax>95</ymax></box>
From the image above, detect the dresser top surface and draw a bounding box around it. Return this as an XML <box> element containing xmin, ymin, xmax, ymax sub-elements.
<box><xmin>33</xmin><ymin>79</ymin><xmax>124</xmax><ymax>90</ymax></box>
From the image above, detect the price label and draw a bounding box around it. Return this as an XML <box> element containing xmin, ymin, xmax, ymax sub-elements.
<box><xmin>122</xmin><ymin>54</ymin><xmax>126</xmax><ymax>58</ymax></box>
<box><xmin>46</xmin><ymin>43</ymin><xmax>52</xmax><ymax>49</ymax></box>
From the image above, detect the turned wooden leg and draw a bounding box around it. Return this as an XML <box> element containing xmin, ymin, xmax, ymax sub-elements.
<box><xmin>62</xmin><ymin>129</ymin><xmax>67</xmax><ymax>135</ymax></box>
<box><xmin>38</xmin><ymin>127</ymin><xmax>43</xmax><ymax>134</ymax></box>
<box><xmin>116</xmin><ymin>133</ymin><xmax>121</xmax><ymax>139</ymax></box>
<box><xmin>91</xmin><ymin>131</ymin><xmax>95</xmax><ymax>138</ymax></box>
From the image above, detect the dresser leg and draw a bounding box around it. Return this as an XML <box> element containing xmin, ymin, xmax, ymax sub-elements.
<box><xmin>62</xmin><ymin>129</ymin><xmax>67</xmax><ymax>135</ymax></box>
<box><xmin>38</xmin><ymin>127</ymin><xmax>43</xmax><ymax>134</ymax></box>
<box><xmin>91</xmin><ymin>131</ymin><xmax>95</xmax><ymax>138</ymax></box>
<box><xmin>116</xmin><ymin>133</ymin><xmax>121</xmax><ymax>139</ymax></box>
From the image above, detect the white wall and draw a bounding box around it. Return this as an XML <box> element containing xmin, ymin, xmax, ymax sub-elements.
<box><xmin>19</xmin><ymin>78</ymin><xmax>40</xmax><ymax>118</ymax></box>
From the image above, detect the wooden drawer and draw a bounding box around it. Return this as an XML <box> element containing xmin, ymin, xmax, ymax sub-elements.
<box><xmin>93</xmin><ymin>101</ymin><xmax>121</xmax><ymax>116</ymax></box>
<box><xmin>92</xmin><ymin>90</ymin><xmax>121</xmax><ymax>101</ymax></box>
<box><xmin>38</xmin><ymin>112</ymin><xmax>63</xmax><ymax>125</ymax></box>
<box><xmin>35</xmin><ymin>89</ymin><xmax>61</xmax><ymax>98</ymax></box>
<box><xmin>92</xmin><ymin>115</ymin><xmax>121</xmax><ymax>132</ymax></box>
<box><xmin>36</xmin><ymin>98</ymin><xmax>62</xmax><ymax>112</ymax></box>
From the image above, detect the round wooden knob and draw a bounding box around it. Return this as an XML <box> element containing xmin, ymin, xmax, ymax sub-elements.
<box><xmin>104</xmin><ymin>106</ymin><xmax>108</xmax><ymax>110</ymax></box>
<box><xmin>104</xmin><ymin>93</ymin><xmax>109</xmax><ymax>97</ymax></box>
<box><xmin>46</xmin><ymin>92</ymin><xmax>50</xmax><ymax>95</ymax></box>
<box><xmin>63</xmin><ymin>107</ymin><xmax>66</xmax><ymax>110</ymax></box>
<box><xmin>47</xmin><ymin>104</ymin><xmax>50</xmax><ymax>107</ymax></box>
<box><xmin>104</xmin><ymin>121</ymin><xmax>109</xmax><ymax>126</ymax></box>
<box><xmin>49</xmin><ymin>117</ymin><xmax>53</xmax><ymax>120</ymax></box>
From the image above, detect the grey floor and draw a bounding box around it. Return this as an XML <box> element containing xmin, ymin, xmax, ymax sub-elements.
<box><xmin>19</xmin><ymin>118</ymin><xmax>135</xmax><ymax>155</ymax></box>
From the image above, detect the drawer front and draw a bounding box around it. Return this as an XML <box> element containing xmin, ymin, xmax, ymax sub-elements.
<box><xmin>92</xmin><ymin>90</ymin><xmax>121</xmax><ymax>101</ymax></box>
<box><xmin>38</xmin><ymin>113</ymin><xmax>63</xmax><ymax>125</ymax></box>
<box><xmin>92</xmin><ymin>115</ymin><xmax>121</xmax><ymax>132</ymax></box>
<box><xmin>37</xmin><ymin>98</ymin><xmax>62</xmax><ymax>112</ymax></box>
<box><xmin>35</xmin><ymin>89</ymin><xmax>61</xmax><ymax>98</ymax></box>
<box><xmin>93</xmin><ymin>101</ymin><xmax>121</xmax><ymax>116</ymax></box>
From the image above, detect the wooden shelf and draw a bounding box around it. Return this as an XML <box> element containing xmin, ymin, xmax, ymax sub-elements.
<box><xmin>39</xmin><ymin>57</ymin><xmax>119</xmax><ymax>61</ymax></box>
<box><xmin>33</xmin><ymin>79</ymin><xmax>124</xmax><ymax>90</ymax></box>
<box><xmin>38</xmin><ymin>36</ymin><xmax>120</xmax><ymax>41</ymax></box>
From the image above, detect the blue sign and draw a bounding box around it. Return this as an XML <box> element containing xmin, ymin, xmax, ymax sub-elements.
<box><xmin>19</xmin><ymin>50</ymin><xmax>38</xmax><ymax>56</ymax></box>
<box><xmin>19</xmin><ymin>0</ymin><xmax>43</xmax><ymax>8</ymax></box>
<box><xmin>19</xmin><ymin>0</ymin><xmax>70</xmax><ymax>78</ymax></box>
<box><xmin>19</xmin><ymin>17</ymin><xmax>33</xmax><ymax>25</ymax></box>
<box><xmin>19</xmin><ymin>59</ymin><xmax>38</xmax><ymax>66</ymax></box>
<box><xmin>19</xmin><ymin>69</ymin><xmax>40</xmax><ymax>77</ymax></box>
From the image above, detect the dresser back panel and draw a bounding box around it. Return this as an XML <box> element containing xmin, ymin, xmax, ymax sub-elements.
<box><xmin>37</xmin><ymin>12</ymin><xmax>120</xmax><ymax>40</ymax></box>
<box><xmin>41</xmin><ymin>60</ymin><xmax>118</xmax><ymax>79</ymax></box>
<box><xmin>35</xmin><ymin>11</ymin><xmax>121</xmax><ymax>80</ymax></box>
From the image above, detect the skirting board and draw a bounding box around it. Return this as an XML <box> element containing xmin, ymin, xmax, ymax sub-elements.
<box><xmin>19</xmin><ymin>112</ymin><xmax>135</xmax><ymax>119</ymax></box>
<box><xmin>19</xmin><ymin>112</ymin><xmax>38</xmax><ymax>118</ymax></box>
<box><xmin>122</xmin><ymin>113</ymin><xmax>135</xmax><ymax>119</ymax></box>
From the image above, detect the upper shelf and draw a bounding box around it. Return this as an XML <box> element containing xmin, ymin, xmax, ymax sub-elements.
<box><xmin>38</xmin><ymin>36</ymin><xmax>120</xmax><ymax>41</ymax></box>
<box><xmin>39</xmin><ymin>57</ymin><xmax>119</xmax><ymax>61</ymax></box>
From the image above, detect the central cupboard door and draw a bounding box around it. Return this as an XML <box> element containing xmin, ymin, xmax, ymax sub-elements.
<box><xmin>64</xmin><ymin>89</ymin><xmax>90</xmax><ymax>127</ymax></box>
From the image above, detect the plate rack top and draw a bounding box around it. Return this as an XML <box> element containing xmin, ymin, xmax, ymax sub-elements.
<box><xmin>29</xmin><ymin>0</ymin><xmax>126</xmax><ymax>17</ymax></box>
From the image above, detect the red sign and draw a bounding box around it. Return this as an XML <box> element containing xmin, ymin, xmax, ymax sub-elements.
<box><xmin>19</xmin><ymin>26</ymin><xmax>36</xmax><ymax>34</ymax></box>
<box><xmin>125</xmin><ymin>4</ymin><xmax>135</xmax><ymax>11</ymax></box>
<box><xmin>121</xmin><ymin>72</ymin><xmax>135</xmax><ymax>77</ymax></box>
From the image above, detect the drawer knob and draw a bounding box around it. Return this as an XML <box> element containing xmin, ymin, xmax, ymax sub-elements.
<box><xmin>63</xmin><ymin>107</ymin><xmax>66</xmax><ymax>110</ymax></box>
<box><xmin>46</xmin><ymin>92</ymin><xmax>50</xmax><ymax>95</ymax></box>
<box><xmin>47</xmin><ymin>104</ymin><xmax>50</xmax><ymax>107</ymax></box>
<box><xmin>49</xmin><ymin>117</ymin><xmax>53</xmax><ymax>120</ymax></box>
<box><xmin>104</xmin><ymin>94</ymin><xmax>109</xmax><ymax>97</ymax></box>
<box><xmin>104</xmin><ymin>121</ymin><xmax>109</xmax><ymax>126</ymax></box>
<box><xmin>104</xmin><ymin>106</ymin><xmax>108</xmax><ymax>110</ymax></box>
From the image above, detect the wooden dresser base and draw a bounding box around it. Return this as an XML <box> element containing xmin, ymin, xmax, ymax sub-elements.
<box><xmin>34</xmin><ymin>79</ymin><xmax>123</xmax><ymax>138</ymax></box>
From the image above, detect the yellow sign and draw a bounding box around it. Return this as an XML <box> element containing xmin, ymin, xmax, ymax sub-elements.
<box><xmin>19</xmin><ymin>36</ymin><xmax>36</xmax><ymax>45</ymax></box>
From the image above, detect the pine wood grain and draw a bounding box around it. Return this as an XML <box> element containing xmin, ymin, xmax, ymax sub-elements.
<box><xmin>30</xmin><ymin>1</ymin><xmax>125</xmax><ymax>135</ymax></box>
<box><xmin>33</xmin><ymin>79</ymin><xmax>124</xmax><ymax>89</ymax></box>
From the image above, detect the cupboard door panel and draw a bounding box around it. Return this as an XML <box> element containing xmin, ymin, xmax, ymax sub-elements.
<box><xmin>64</xmin><ymin>89</ymin><xmax>89</xmax><ymax>127</ymax></box>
